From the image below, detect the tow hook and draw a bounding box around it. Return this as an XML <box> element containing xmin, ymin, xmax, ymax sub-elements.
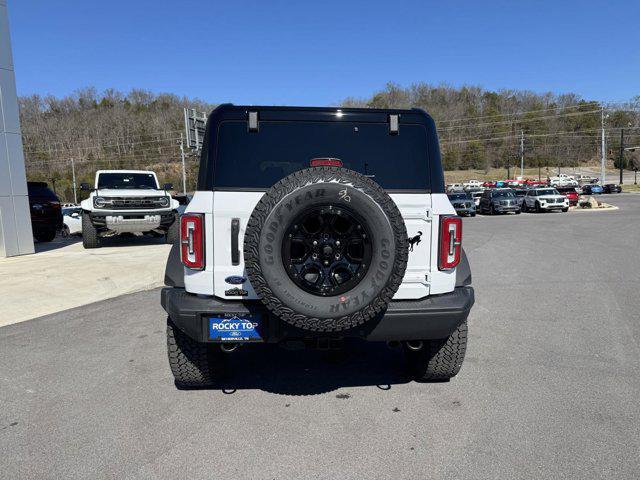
<box><xmin>405</xmin><ymin>340</ymin><xmax>424</xmax><ymax>352</ymax></box>
<box><xmin>220</xmin><ymin>343</ymin><xmax>241</xmax><ymax>353</ymax></box>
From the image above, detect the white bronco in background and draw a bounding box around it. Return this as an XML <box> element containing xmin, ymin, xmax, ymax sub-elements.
<box><xmin>80</xmin><ymin>170</ymin><xmax>179</xmax><ymax>248</ymax></box>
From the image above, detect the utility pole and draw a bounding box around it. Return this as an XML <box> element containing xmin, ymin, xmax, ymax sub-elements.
<box><xmin>619</xmin><ymin>129</ymin><xmax>624</xmax><ymax>184</ymax></box>
<box><xmin>601</xmin><ymin>108</ymin><xmax>606</xmax><ymax>185</ymax></box>
<box><xmin>520</xmin><ymin>130</ymin><xmax>524</xmax><ymax>178</ymax></box>
<box><xmin>70</xmin><ymin>158</ymin><xmax>77</xmax><ymax>204</ymax></box>
<box><xmin>179</xmin><ymin>133</ymin><xmax>187</xmax><ymax>194</ymax></box>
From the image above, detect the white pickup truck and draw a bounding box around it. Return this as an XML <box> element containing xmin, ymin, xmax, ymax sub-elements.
<box><xmin>80</xmin><ymin>170</ymin><xmax>179</xmax><ymax>248</ymax></box>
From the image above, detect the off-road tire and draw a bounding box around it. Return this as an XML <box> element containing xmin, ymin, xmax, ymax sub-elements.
<box><xmin>166</xmin><ymin>318</ymin><xmax>221</xmax><ymax>388</ymax></box>
<box><xmin>82</xmin><ymin>213</ymin><xmax>101</xmax><ymax>248</ymax></box>
<box><xmin>404</xmin><ymin>320</ymin><xmax>468</xmax><ymax>381</ymax></box>
<box><xmin>244</xmin><ymin>166</ymin><xmax>408</xmax><ymax>333</ymax></box>
<box><xmin>165</xmin><ymin>214</ymin><xmax>180</xmax><ymax>244</ymax></box>
<box><xmin>34</xmin><ymin>229</ymin><xmax>56</xmax><ymax>242</ymax></box>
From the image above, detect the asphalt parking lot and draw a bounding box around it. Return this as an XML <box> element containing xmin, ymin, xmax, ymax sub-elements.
<box><xmin>1</xmin><ymin>194</ymin><xmax>639</xmax><ymax>479</ymax></box>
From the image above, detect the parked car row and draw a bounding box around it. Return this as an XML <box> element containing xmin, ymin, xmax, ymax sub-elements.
<box><xmin>446</xmin><ymin>179</ymin><xmax>622</xmax><ymax>217</ymax></box>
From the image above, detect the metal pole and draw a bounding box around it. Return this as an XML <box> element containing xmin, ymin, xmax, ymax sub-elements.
<box><xmin>183</xmin><ymin>108</ymin><xmax>190</xmax><ymax>148</ymax></box>
<box><xmin>619</xmin><ymin>129</ymin><xmax>624</xmax><ymax>185</ymax></box>
<box><xmin>71</xmin><ymin>158</ymin><xmax>77</xmax><ymax>204</ymax></box>
<box><xmin>192</xmin><ymin>109</ymin><xmax>199</xmax><ymax>149</ymax></box>
<box><xmin>538</xmin><ymin>160</ymin><xmax>541</xmax><ymax>181</ymax></box>
<box><xmin>601</xmin><ymin>108</ymin><xmax>606</xmax><ymax>185</ymax></box>
<box><xmin>520</xmin><ymin>130</ymin><xmax>524</xmax><ymax>178</ymax></box>
<box><xmin>180</xmin><ymin>133</ymin><xmax>187</xmax><ymax>194</ymax></box>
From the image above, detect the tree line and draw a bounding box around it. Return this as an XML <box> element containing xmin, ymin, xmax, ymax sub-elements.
<box><xmin>19</xmin><ymin>84</ymin><xmax>640</xmax><ymax>202</ymax></box>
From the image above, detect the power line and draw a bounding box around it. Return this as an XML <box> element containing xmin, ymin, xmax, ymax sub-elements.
<box><xmin>438</xmin><ymin>109</ymin><xmax>602</xmax><ymax>131</ymax></box>
<box><xmin>438</xmin><ymin>101</ymin><xmax>601</xmax><ymax>124</ymax></box>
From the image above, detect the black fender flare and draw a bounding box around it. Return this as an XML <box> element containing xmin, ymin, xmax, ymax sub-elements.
<box><xmin>164</xmin><ymin>242</ymin><xmax>184</xmax><ymax>288</ymax></box>
<box><xmin>455</xmin><ymin>247</ymin><xmax>472</xmax><ymax>287</ymax></box>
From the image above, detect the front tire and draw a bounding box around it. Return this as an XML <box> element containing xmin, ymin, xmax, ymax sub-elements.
<box><xmin>562</xmin><ymin>207</ymin><xmax>568</xmax><ymax>212</ymax></box>
<box><xmin>535</xmin><ymin>201</ymin><xmax>542</xmax><ymax>213</ymax></box>
<box><xmin>82</xmin><ymin>213</ymin><xmax>101</xmax><ymax>248</ymax></box>
<box><xmin>166</xmin><ymin>318</ymin><xmax>222</xmax><ymax>388</ymax></box>
<box><xmin>404</xmin><ymin>320</ymin><xmax>468</xmax><ymax>381</ymax></box>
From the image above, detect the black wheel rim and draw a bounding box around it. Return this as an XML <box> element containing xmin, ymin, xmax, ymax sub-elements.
<box><xmin>282</xmin><ymin>205</ymin><xmax>373</xmax><ymax>296</ymax></box>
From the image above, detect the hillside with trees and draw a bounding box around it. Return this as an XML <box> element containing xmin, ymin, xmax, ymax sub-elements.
<box><xmin>19</xmin><ymin>84</ymin><xmax>639</xmax><ymax>202</ymax></box>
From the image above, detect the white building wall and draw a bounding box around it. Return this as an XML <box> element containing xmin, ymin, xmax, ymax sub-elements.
<box><xmin>0</xmin><ymin>0</ymin><xmax>34</xmax><ymax>257</ymax></box>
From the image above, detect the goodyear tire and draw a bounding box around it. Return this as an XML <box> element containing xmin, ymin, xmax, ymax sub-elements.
<box><xmin>244</xmin><ymin>167</ymin><xmax>408</xmax><ymax>332</ymax></box>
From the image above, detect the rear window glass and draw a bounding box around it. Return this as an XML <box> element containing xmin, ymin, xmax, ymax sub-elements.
<box><xmin>27</xmin><ymin>184</ymin><xmax>57</xmax><ymax>199</ymax></box>
<box><xmin>212</xmin><ymin>121</ymin><xmax>431</xmax><ymax>190</ymax></box>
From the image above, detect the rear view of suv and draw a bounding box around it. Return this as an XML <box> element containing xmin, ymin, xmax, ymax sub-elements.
<box><xmin>27</xmin><ymin>182</ymin><xmax>62</xmax><ymax>242</ymax></box>
<box><xmin>161</xmin><ymin>105</ymin><xmax>474</xmax><ymax>388</ymax></box>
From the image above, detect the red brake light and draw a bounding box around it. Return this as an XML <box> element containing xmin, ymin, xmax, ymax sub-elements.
<box><xmin>180</xmin><ymin>214</ymin><xmax>205</xmax><ymax>270</ymax></box>
<box><xmin>310</xmin><ymin>158</ymin><xmax>343</xmax><ymax>167</ymax></box>
<box><xmin>439</xmin><ymin>216</ymin><xmax>462</xmax><ymax>270</ymax></box>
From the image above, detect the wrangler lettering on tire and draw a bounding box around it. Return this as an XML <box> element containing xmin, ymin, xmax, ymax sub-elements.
<box><xmin>244</xmin><ymin>166</ymin><xmax>408</xmax><ymax>332</ymax></box>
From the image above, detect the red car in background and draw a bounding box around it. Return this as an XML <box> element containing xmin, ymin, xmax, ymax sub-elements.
<box><xmin>555</xmin><ymin>186</ymin><xmax>579</xmax><ymax>206</ymax></box>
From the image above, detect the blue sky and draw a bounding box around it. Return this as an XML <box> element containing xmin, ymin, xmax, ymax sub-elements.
<box><xmin>8</xmin><ymin>0</ymin><xmax>640</xmax><ymax>105</ymax></box>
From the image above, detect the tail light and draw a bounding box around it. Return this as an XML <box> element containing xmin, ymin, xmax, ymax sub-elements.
<box><xmin>51</xmin><ymin>201</ymin><xmax>61</xmax><ymax>210</ymax></box>
<box><xmin>180</xmin><ymin>214</ymin><xmax>205</xmax><ymax>270</ymax></box>
<box><xmin>310</xmin><ymin>157</ymin><xmax>343</xmax><ymax>167</ymax></box>
<box><xmin>439</xmin><ymin>216</ymin><xmax>462</xmax><ymax>270</ymax></box>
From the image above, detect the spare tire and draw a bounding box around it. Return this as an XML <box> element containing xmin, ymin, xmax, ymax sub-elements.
<box><xmin>244</xmin><ymin>166</ymin><xmax>408</xmax><ymax>332</ymax></box>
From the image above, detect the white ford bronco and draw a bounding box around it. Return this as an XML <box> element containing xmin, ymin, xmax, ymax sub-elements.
<box><xmin>161</xmin><ymin>105</ymin><xmax>474</xmax><ymax>388</ymax></box>
<box><xmin>80</xmin><ymin>170</ymin><xmax>179</xmax><ymax>248</ymax></box>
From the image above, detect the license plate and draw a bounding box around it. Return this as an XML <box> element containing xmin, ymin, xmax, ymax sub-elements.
<box><xmin>207</xmin><ymin>313</ymin><xmax>263</xmax><ymax>342</ymax></box>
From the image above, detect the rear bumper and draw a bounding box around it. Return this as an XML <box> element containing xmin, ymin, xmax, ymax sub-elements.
<box><xmin>161</xmin><ymin>286</ymin><xmax>475</xmax><ymax>343</ymax></box>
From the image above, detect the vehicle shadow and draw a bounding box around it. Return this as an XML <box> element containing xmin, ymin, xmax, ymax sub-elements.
<box><xmin>206</xmin><ymin>340</ymin><xmax>413</xmax><ymax>396</ymax></box>
<box><xmin>34</xmin><ymin>232</ymin><xmax>167</xmax><ymax>253</ymax></box>
<box><xmin>34</xmin><ymin>234</ymin><xmax>81</xmax><ymax>253</ymax></box>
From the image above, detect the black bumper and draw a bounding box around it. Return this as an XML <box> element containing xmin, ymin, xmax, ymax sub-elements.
<box><xmin>161</xmin><ymin>286</ymin><xmax>474</xmax><ymax>343</ymax></box>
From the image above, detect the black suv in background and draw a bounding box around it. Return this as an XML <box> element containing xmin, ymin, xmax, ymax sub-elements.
<box><xmin>479</xmin><ymin>188</ymin><xmax>521</xmax><ymax>215</ymax></box>
<box><xmin>27</xmin><ymin>182</ymin><xmax>62</xmax><ymax>242</ymax></box>
<box><xmin>447</xmin><ymin>192</ymin><xmax>476</xmax><ymax>216</ymax></box>
<box><xmin>602</xmin><ymin>184</ymin><xmax>622</xmax><ymax>194</ymax></box>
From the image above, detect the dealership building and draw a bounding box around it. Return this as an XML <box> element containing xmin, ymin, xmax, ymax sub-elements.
<box><xmin>0</xmin><ymin>0</ymin><xmax>33</xmax><ymax>257</ymax></box>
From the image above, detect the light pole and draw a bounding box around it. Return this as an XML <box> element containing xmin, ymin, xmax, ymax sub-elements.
<box><xmin>601</xmin><ymin>109</ymin><xmax>608</xmax><ymax>185</ymax></box>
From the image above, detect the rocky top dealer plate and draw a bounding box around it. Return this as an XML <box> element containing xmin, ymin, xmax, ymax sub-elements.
<box><xmin>207</xmin><ymin>313</ymin><xmax>263</xmax><ymax>342</ymax></box>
